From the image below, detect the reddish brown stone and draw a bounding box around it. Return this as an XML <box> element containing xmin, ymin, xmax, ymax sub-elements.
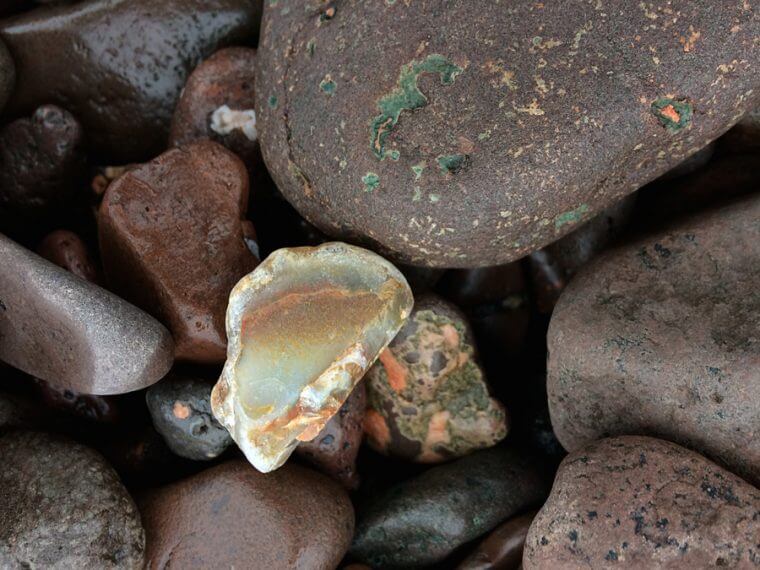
<box><xmin>548</xmin><ymin>194</ymin><xmax>760</xmax><ymax>485</ymax></box>
<box><xmin>99</xmin><ymin>140</ymin><xmax>259</xmax><ymax>364</ymax></box>
<box><xmin>523</xmin><ymin>436</ymin><xmax>760</xmax><ymax>569</ymax></box>
<box><xmin>458</xmin><ymin>511</ymin><xmax>537</xmax><ymax>570</ymax></box>
<box><xmin>296</xmin><ymin>381</ymin><xmax>366</xmax><ymax>490</ymax></box>
<box><xmin>37</xmin><ymin>230</ymin><xmax>100</xmax><ymax>284</ymax></box>
<box><xmin>169</xmin><ymin>47</ymin><xmax>260</xmax><ymax>168</ymax></box>
<box><xmin>139</xmin><ymin>459</ymin><xmax>354</xmax><ymax>569</ymax></box>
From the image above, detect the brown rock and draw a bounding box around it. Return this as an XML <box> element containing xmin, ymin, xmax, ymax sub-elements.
<box><xmin>296</xmin><ymin>381</ymin><xmax>366</xmax><ymax>489</ymax></box>
<box><xmin>458</xmin><ymin>511</ymin><xmax>537</xmax><ymax>570</ymax></box>
<box><xmin>548</xmin><ymin>194</ymin><xmax>760</xmax><ymax>485</ymax></box>
<box><xmin>169</xmin><ymin>47</ymin><xmax>260</xmax><ymax>168</ymax></box>
<box><xmin>139</xmin><ymin>459</ymin><xmax>354</xmax><ymax>569</ymax></box>
<box><xmin>99</xmin><ymin>140</ymin><xmax>258</xmax><ymax>364</ymax></box>
<box><xmin>0</xmin><ymin>0</ymin><xmax>259</xmax><ymax>161</ymax></box>
<box><xmin>523</xmin><ymin>436</ymin><xmax>760</xmax><ymax>569</ymax></box>
<box><xmin>0</xmin><ymin>233</ymin><xmax>174</xmax><ymax>395</ymax></box>
<box><xmin>37</xmin><ymin>229</ymin><xmax>100</xmax><ymax>283</ymax></box>
<box><xmin>0</xmin><ymin>104</ymin><xmax>86</xmax><ymax>212</ymax></box>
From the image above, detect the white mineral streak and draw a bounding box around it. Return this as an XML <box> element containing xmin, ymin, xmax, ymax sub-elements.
<box><xmin>212</xmin><ymin>242</ymin><xmax>413</xmax><ymax>472</ymax></box>
<box><xmin>209</xmin><ymin>105</ymin><xmax>257</xmax><ymax>141</ymax></box>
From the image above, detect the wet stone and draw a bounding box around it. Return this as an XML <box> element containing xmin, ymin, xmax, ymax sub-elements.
<box><xmin>457</xmin><ymin>510</ymin><xmax>537</xmax><ymax>570</ymax></box>
<box><xmin>0</xmin><ymin>0</ymin><xmax>259</xmax><ymax>161</ymax></box>
<box><xmin>364</xmin><ymin>294</ymin><xmax>508</xmax><ymax>463</ymax></box>
<box><xmin>523</xmin><ymin>436</ymin><xmax>760</xmax><ymax>569</ymax></box>
<box><xmin>0</xmin><ymin>233</ymin><xmax>174</xmax><ymax>395</ymax></box>
<box><xmin>169</xmin><ymin>47</ymin><xmax>260</xmax><ymax>168</ymax></box>
<box><xmin>37</xmin><ymin>229</ymin><xmax>100</xmax><ymax>284</ymax></box>
<box><xmin>257</xmin><ymin>0</ymin><xmax>758</xmax><ymax>267</ymax></box>
<box><xmin>211</xmin><ymin>242</ymin><xmax>413</xmax><ymax>472</ymax></box>
<box><xmin>295</xmin><ymin>380</ymin><xmax>366</xmax><ymax>489</ymax></box>
<box><xmin>139</xmin><ymin>459</ymin><xmax>354</xmax><ymax>570</ymax></box>
<box><xmin>99</xmin><ymin>140</ymin><xmax>258</xmax><ymax>364</ymax></box>
<box><xmin>0</xmin><ymin>431</ymin><xmax>145</xmax><ymax>569</ymax></box>
<box><xmin>0</xmin><ymin>104</ymin><xmax>86</xmax><ymax>212</ymax></box>
<box><xmin>351</xmin><ymin>446</ymin><xmax>549</xmax><ymax>568</ymax></box>
<box><xmin>146</xmin><ymin>373</ymin><xmax>232</xmax><ymax>461</ymax></box>
<box><xmin>548</xmin><ymin>194</ymin><xmax>760</xmax><ymax>485</ymax></box>
<box><xmin>0</xmin><ymin>36</ymin><xmax>13</xmax><ymax>113</ymax></box>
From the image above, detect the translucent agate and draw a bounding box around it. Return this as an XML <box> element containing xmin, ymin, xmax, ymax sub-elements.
<box><xmin>211</xmin><ymin>242</ymin><xmax>413</xmax><ymax>472</ymax></box>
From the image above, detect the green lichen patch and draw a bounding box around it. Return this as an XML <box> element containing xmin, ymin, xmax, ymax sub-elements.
<box><xmin>369</xmin><ymin>54</ymin><xmax>463</xmax><ymax>160</ymax></box>
<box><xmin>268</xmin><ymin>95</ymin><xmax>278</xmax><ymax>109</ymax></box>
<box><xmin>436</xmin><ymin>154</ymin><xmax>468</xmax><ymax>174</ymax></box>
<box><xmin>306</xmin><ymin>39</ymin><xmax>316</xmax><ymax>57</ymax></box>
<box><xmin>362</xmin><ymin>172</ymin><xmax>380</xmax><ymax>192</ymax></box>
<box><xmin>651</xmin><ymin>98</ymin><xmax>693</xmax><ymax>133</ymax></box>
<box><xmin>411</xmin><ymin>162</ymin><xmax>426</xmax><ymax>180</ymax></box>
<box><xmin>319</xmin><ymin>75</ymin><xmax>336</xmax><ymax>95</ymax></box>
<box><xmin>555</xmin><ymin>204</ymin><xmax>590</xmax><ymax>229</ymax></box>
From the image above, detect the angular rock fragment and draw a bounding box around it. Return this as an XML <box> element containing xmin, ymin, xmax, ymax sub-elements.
<box><xmin>0</xmin><ymin>233</ymin><xmax>174</xmax><ymax>395</ymax></box>
<box><xmin>523</xmin><ymin>436</ymin><xmax>760</xmax><ymax>569</ymax></box>
<box><xmin>364</xmin><ymin>294</ymin><xmax>507</xmax><ymax>463</ymax></box>
<box><xmin>99</xmin><ymin>140</ymin><xmax>258</xmax><ymax>364</ymax></box>
<box><xmin>146</xmin><ymin>373</ymin><xmax>232</xmax><ymax>461</ymax></box>
<box><xmin>139</xmin><ymin>460</ymin><xmax>354</xmax><ymax>569</ymax></box>
<box><xmin>0</xmin><ymin>431</ymin><xmax>145</xmax><ymax>569</ymax></box>
<box><xmin>212</xmin><ymin>242</ymin><xmax>413</xmax><ymax>472</ymax></box>
<box><xmin>548</xmin><ymin>194</ymin><xmax>760</xmax><ymax>485</ymax></box>
<box><xmin>0</xmin><ymin>0</ymin><xmax>259</xmax><ymax>161</ymax></box>
<box><xmin>351</xmin><ymin>446</ymin><xmax>549</xmax><ymax>567</ymax></box>
<box><xmin>295</xmin><ymin>380</ymin><xmax>366</xmax><ymax>489</ymax></box>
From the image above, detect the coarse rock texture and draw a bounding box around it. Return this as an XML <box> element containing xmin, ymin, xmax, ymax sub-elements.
<box><xmin>547</xmin><ymin>194</ymin><xmax>760</xmax><ymax>485</ymax></box>
<box><xmin>211</xmin><ymin>242</ymin><xmax>413</xmax><ymax>473</ymax></box>
<box><xmin>99</xmin><ymin>140</ymin><xmax>258</xmax><ymax>364</ymax></box>
<box><xmin>0</xmin><ymin>36</ymin><xmax>13</xmax><ymax>113</ymax></box>
<box><xmin>256</xmin><ymin>0</ymin><xmax>758</xmax><ymax>267</ymax></box>
<box><xmin>0</xmin><ymin>0</ymin><xmax>259</xmax><ymax>161</ymax></box>
<box><xmin>295</xmin><ymin>380</ymin><xmax>366</xmax><ymax>489</ymax></box>
<box><xmin>457</xmin><ymin>510</ymin><xmax>537</xmax><ymax>570</ymax></box>
<box><xmin>523</xmin><ymin>436</ymin><xmax>760</xmax><ymax>569</ymax></box>
<box><xmin>0</xmin><ymin>431</ymin><xmax>145</xmax><ymax>569</ymax></box>
<box><xmin>37</xmin><ymin>229</ymin><xmax>100</xmax><ymax>283</ymax></box>
<box><xmin>139</xmin><ymin>459</ymin><xmax>354</xmax><ymax>570</ymax></box>
<box><xmin>0</xmin><ymin>233</ymin><xmax>174</xmax><ymax>395</ymax></box>
<box><xmin>146</xmin><ymin>373</ymin><xmax>232</xmax><ymax>461</ymax></box>
<box><xmin>351</xmin><ymin>446</ymin><xmax>550</xmax><ymax>567</ymax></box>
<box><xmin>169</xmin><ymin>47</ymin><xmax>260</xmax><ymax>167</ymax></box>
<box><xmin>0</xmin><ymin>104</ymin><xmax>86</xmax><ymax>212</ymax></box>
<box><xmin>364</xmin><ymin>294</ymin><xmax>507</xmax><ymax>463</ymax></box>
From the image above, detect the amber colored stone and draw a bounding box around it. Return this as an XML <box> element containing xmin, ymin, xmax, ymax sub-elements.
<box><xmin>212</xmin><ymin>242</ymin><xmax>413</xmax><ymax>472</ymax></box>
<box><xmin>99</xmin><ymin>140</ymin><xmax>259</xmax><ymax>364</ymax></box>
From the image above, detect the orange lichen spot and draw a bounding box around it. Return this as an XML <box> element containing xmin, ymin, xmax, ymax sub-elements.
<box><xmin>659</xmin><ymin>104</ymin><xmax>681</xmax><ymax>123</ymax></box>
<box><xmin>364</xmin><ymin>409</ymin><xmax>391</xmax><ymax>449</ymax></box>
<box><xmin>441</xmin><ymin>324</ymin><xmax>460</xmax><ymax>349</ymax></box>
<box><xmin>380</xmin><ymin>348</ymin><xmax>408</xmax><ymax>392</ymax></box>
<box><xmin>173</xmin><ymin>401</ymin><xmax>191</xmax><ymax>420</ymax></box>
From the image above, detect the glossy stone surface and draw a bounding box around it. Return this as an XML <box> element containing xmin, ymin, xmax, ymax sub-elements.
<box><xmin>146</xmin><ymin>374</ymin><xmax>232</xmax><ymax>461</ymax></box>
<box><xmin>0</xmin><ymin>234</ymin><xmax>174</xmax><ymax>395</ymax></box>
<box><xmin>351</xmin><ymin>446</ymin><xmax>549</xmax><ymax>567</ymax></box>
<box><xmin>99</xmin><ymin>140</ymin><xmax>258</xmax><ymax>364</ymax></box>
<box><xmin>140</xmin><ymin>459</ymin><xmax>354</xmax><ymax>569</ymax></box>
<box><xmin>296</xmin><ymin>380</ymin><xmax>366</xmax><ymax>489</ymax></box>
<box><xmin>37</xmin><ymin>229</ymin><xmax>100</xmax><ymax>284</ymax></box>
<box><xmin>524</xmin><ymin>436</ymin><xmax>760</xmax><ymax>569</ymax></box>
<box><xmin>257</xmin><ymin>0</ymin><xmax>758</xmax><ymax>267</ymax></box>
<box><xmin>0</xmin><ymin>431</ymin><xmax>145</xmax><ymax>569</ymax></box>
<box><xmin>169</xmin><ymin>47</ymin><xmax>260</xmax><ymax>167</ymax></box>
<box><xmin>458</xmin><ymin>511</ymin><xmax>537</xmax><ymax>570</ymax></box>
<box><xmin>0</xmin><ymin>104</ymin><xmax>86</xmax><ymax>212</ymax></box>
<box><xmin>0</xmin><ymin>36</ymin><xmax>13</xmax><ymax>113</ymax></box>
<box><xmin>365</xmin><ymin>294</ymin><xmax>507</xmax><ymax>463</ymax></box>
<box><xmin>548</xmin><ymin>194</ymin><xmax>760</xmax><ymax>485</ymax></box>
<box><xmin>0</xmin><ymin>0</ymin><xmax>259</xmax><ymax>161</ymax></box>
<box><xmin>212</xmin><ymin>242</ymin><xmax>413</xmax><ymax>472</ymax></box>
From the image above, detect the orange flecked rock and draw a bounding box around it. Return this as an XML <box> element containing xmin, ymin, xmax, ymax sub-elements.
<box><xmin>98</xmin><ymin>140</ymin><xmax>259</xmax><ymax>364</ymax></box>
<box><xmin>212</xmin><ymin>242</ymin><xmax>413</xmax><ymax>472</ymax></box>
